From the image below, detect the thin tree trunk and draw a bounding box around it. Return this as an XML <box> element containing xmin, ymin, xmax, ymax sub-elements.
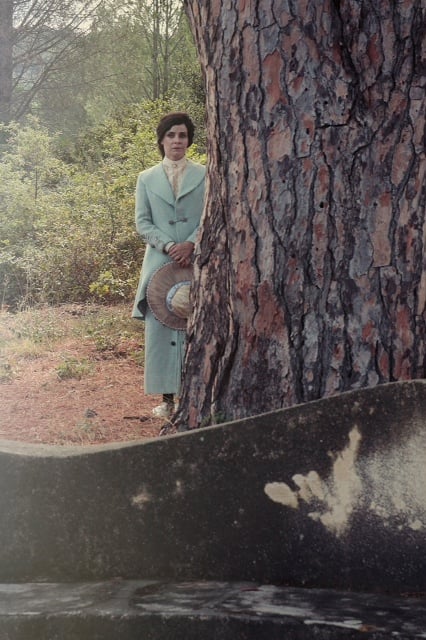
<box><xmin>0</xmin><ymin>0</ymin><xmax>13</xmax><ymax>124</ymax></box>
<box><xmin>152</xmin><ymin>0</ymin><xmax>161</xmax><ymax>99</ymax></box>
<box><xmin>0</xmin><ymin>0</ymin><xmax>103</xmax><ymax>124</ymax></box>
<box><xmin>179</xmin><ymin>0</ymin><xmax>426</xmax><ymax>429</ymax></box>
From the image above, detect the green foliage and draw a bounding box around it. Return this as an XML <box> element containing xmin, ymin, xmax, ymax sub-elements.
<box><xmin>55</xmin><ymin>356</ymin><xmax>94</xmax><ymax>380</ymax></box>
<box><xmin>1</xmin><ymin>0</ymin><xmax>206</xmax><ymax>311</ymax></box>
<box><xmin>0</xmin><ymin>118</ymin><xmax>71</xmax><ymax>307</ymax></box>
<box><xmin>0</xmin><ymin>100</ymin><xmax>205</xmax><ymax>310</ymax></box>
<box><xmin>34</xmin><ymin>2</ymin><xmax>204</xmax><ymax>138</ymax></box>
<box><xmin>5</xmin><ymin>306</ymin><xmax>69</xmax><ymax>344</ymax></box>
<box><xmin>76</xmin><ymin>304</ymin><xmax>143</xmax><ymax>355</ymax></box>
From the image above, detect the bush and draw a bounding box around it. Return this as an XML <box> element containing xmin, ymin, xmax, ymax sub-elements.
<box><xmin>0</xmin><ymin>102</ymin><xmax>205</xmax><ymax>310</ymax></box>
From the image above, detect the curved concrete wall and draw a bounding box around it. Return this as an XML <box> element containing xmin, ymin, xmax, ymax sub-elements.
<box><xmin>1</xmin><ymin>380</ymin><xmax>426</xmax><ymax>593</ymax></box>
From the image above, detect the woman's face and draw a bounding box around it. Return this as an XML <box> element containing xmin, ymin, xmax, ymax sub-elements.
<box><xmin>161</xmin><ymin>124</ymin><xmax>189</xmax><ymax>161</ymax></box>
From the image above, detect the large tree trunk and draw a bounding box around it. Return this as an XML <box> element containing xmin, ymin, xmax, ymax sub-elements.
<box><xmin>179</xmin><ymin>0</ymin><xmax>426</xmax><ymax>430</ymax></box>
<box><xmin>0</xmin><ymin>0</ymin><xmax>13</xmax><ymax>124</ymax></box>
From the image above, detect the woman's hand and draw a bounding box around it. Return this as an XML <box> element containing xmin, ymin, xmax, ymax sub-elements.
<box><xmin>168</xmin><ymin>241</ymin><xmax>194</xmax><ymax>267</ymax></box>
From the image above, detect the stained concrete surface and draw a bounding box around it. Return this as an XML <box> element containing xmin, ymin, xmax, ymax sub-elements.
<box><xmin>2</xmin><ymin>381</ymin><xmax>426</xmax><ymax>638</ymax></box>
<box><xmin>1</xmin><ymin>580</ymin><xmax>426</xmax><ymax>639</ymax></box>
<box><xmin>1</xmin><ymin>381</ymin><xmax>426</xmax><ymax>592</ymax></box>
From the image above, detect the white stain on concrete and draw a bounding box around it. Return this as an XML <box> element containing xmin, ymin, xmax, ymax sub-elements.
<box><xmin>131</xmin><ymin>487</ymin><xmax>152</xmax><ymax>509</ymax></box>
<box><xmin>174</xmin><ymin>479</ymin><xmax>185</xmax><ymax>496</ymax></box>
<box><xmin>264</xmin><ymin>482</ymin><xmax>299</xmax><ymax>509</ymax></box>
<box><xmin>265</xmin><ymin>426</ymin><xmax>362</xmax><ymax>536</ymax></box>
<box><xmin>361</xmin><ymin>420</ymin><xmax>426</xmax><ymax>531</ymax></box>
<box><xmin>265</xmin><ymin>418</ymin><xmax>426</xmax><ymax>536</ymax></box>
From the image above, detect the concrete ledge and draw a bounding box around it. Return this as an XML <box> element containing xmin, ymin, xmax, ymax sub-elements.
<box><xmin>1</xmin><ymin>380</ymin><xmax>426</xmax><ymax>592</ymax></box>
<box><xmin>1</xmin><ymin>580</ymin><xmax>426</xmax><ymax>639</ymax></box>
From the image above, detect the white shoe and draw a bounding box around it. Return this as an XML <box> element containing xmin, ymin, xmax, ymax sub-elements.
<box><xmin>152</xmin><ymin>402</ymin><xmax>173</xmax><ymax>418</ymax></box>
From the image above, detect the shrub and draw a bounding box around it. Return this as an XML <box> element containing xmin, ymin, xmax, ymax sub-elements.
<box><xmin>0</xmin><ymin>101</ymin><xmax>206</xmax><ymax>310</ymax></box>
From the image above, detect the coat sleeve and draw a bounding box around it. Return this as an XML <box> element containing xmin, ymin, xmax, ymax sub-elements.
<box><xmin>135</xmin><ymin>174</ymin><xmax>174</xmax><ymax>253</ymax></box>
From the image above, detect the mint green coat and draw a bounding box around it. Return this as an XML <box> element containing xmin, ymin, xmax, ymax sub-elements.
<box><xmin>132</xmin><ymin>160</ymin><xmax>205</xmax><ymax>395</ymax></box>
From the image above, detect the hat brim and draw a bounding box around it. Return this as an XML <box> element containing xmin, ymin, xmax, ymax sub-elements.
<box><xmin>147</xmin><ymin>262</ymin><xmax>193</xmax><ymax>330</ymax></box>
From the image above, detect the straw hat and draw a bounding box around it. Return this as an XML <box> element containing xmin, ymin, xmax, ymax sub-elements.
<box><xmin>146</xmin><ymin>262</ymin><xmax>193</xmax><ymax>330</ymax></box>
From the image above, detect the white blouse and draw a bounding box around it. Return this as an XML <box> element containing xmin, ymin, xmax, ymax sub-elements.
<box><xmin>162</xmin><ymin>156</ymin><xmax>188</xmax><ymax>197</ymax></box>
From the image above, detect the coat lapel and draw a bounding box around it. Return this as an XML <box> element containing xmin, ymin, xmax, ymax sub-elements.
<box><xmin>146</xmin><ymin>164</ymin><xmax>175</xmax><ymax>205</ymax></box>
<box><xmin>179</xmin><ymin>161</ymin><xmax>206</xmax><ymax>200</ymax></box>
<box><xmin>145</xmin><ymin>160</ymin><xmax>205</xmax><ymax>204</ymax></box>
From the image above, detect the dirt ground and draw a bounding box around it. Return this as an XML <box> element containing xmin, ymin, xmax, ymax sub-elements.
<box><xmin>0</xmin><ymin>338</ymin><xmax>167</xmax><ymax>446</ymax></box>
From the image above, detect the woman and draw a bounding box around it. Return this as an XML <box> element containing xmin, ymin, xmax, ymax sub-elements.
<box><xmin>132</xmin><ymin>112</ymin><xmax>206</xmax><ymax>417</ymax></box>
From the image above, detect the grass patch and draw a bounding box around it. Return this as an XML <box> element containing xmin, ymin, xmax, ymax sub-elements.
<box><xmin>0</xmin><ymin>359</ymin><xmax>13</xmax><ymax>383</ymax></box>
<box><xmin>77</xmin><ymin>305</ymin><xmax>143</xmax><ymax>354</ymax></box>
<box><xmin>55</xmin><ymin>356</ymin><xmax>94</xmax><ymax>381</ymax></box>
<box><xmin>5</xmin><ymin>306</ymin><xmax>69</xmax><ymax>344</ymax></box>
<box><xmin>0</xmin><ymin>303</ymin><xmax>144</xmax><ymax>381</ymax></box>
<box><xmin>74</xmin><ymin>419</ymin><xmax>96</xmax><ymax>440</ymax></box>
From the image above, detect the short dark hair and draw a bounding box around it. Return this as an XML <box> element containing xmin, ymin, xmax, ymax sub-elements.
<box><xmin>156</xmin><ymin>112</ymin><xmax>195</xmax><ymax>158</ymax></box>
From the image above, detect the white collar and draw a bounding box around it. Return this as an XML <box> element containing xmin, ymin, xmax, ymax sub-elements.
<box><xmin>163</xmin><ymin>156</ymin><xmax>188</xmax><ymax>170</ymax></box>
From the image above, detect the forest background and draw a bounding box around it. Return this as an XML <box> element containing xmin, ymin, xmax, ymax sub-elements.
<box><xmin>0</xmin><ymin>0</ymin><xmax>206</xmax><ymax>312</ymax></box>
<box><xmin>2</xmin><ymin>0</ymin><xmax>424</xmax><ymax>440</ymax></box>
<box><xmin>0</xmin><ymin>0</ymin><xmax>205</xmax><ymax>444</ymax></box>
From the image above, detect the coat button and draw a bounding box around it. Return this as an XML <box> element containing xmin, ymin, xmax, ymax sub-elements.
<box><xmin>171</xmin><ymin>341</ymin><xmax>176</xmax><ymax>346</ymax></box>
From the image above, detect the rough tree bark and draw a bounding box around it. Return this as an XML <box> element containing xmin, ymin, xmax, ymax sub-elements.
<box><xmin>178</xmin><ymin>0</ymin><xmax>426</xmax><ymax>430</ymax></box>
